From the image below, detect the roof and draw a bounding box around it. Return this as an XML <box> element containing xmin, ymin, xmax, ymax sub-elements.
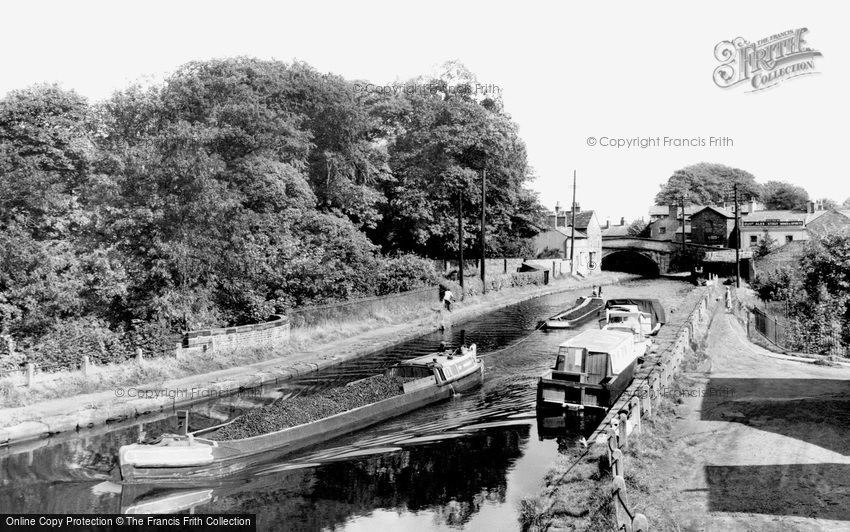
<box><xmin>649</xmin><ymin>205</ymin><xmax>702</xmax><ymax>216</ymax></box>
<box><xmin>569</xmin><ymin>210</ymin><xmax>596</xmax><ymax>230</ymax></box>
<box><xmin>691</xmin><ymin>206</ymin><xmax>734</xmax><ymax>218</ymax></box>
<box><xmin>547</xmin><ymin>227</ymin><xmax>587</xmax><ymax>239</ymax></box>
<box><xmin>742</xmin><ymin>210</ymin><xmax>809</xmax><ymax>222</ymax></box>
<box><xmin>601</xmin><ymin>225</ymin><xmax>631</xmax><ymax>237</ymax></box>
<box><xmin>561</xmin><ymin>329</ymin><xmax>633</xmax><ymax>352</ymax></box>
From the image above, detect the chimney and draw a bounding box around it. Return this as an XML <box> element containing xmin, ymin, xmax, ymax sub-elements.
<box><xmin>574</xmin><ymin>202</ymin><xmax>581</xmax><ymax>213</ymax></box>
<box><xmin>620</xmin><ymin>217</ymin><xmax>626</xmax><ymax>226</ymax></box>
<box><xmin>807</xmin><ymin>201</ymin><xmax>814</xmax><ymax>214</ymax></box>
<box><xmin>605</xmin><ymin>219</ymin><xmax>610</xmax><ymax>229</ymax></box>
<box><xmin>668</xmin><ymin>204</ymin><xmax>678</xmax><ymax>220</ymax></box>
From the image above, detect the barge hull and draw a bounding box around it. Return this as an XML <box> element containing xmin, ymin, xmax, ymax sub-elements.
<box><xmin>121</xmin><ymin>366</ymin><xmax>483</xmax><ymax>483</ymax></box>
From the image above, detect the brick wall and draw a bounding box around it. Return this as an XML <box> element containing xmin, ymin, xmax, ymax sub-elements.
<box><xmin>176</xmin><ymin>314</ymin><xmax>290</xmax><ymax>357</ymax></box>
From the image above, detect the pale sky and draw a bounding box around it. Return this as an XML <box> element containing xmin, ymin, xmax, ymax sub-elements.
<box><xmin>2</xmin><ymin>1</ymin><xmax>847</xmax><ymax>223</ymax></box>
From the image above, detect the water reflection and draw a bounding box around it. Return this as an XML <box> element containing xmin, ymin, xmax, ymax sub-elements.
<box><xmin>0</xmin><ymin>279</ymin><xmax>693</xmax><ymax>530</ymax></box>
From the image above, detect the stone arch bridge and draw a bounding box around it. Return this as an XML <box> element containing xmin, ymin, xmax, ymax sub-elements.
<box><xmin>601</xmin><ymin>237</ymin><xmax>725</xmax><ymax>275</ymax></box>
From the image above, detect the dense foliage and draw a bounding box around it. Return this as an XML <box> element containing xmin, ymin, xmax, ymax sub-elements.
<box><xmin>654</xmin><ymin>163</ymin><xmax>762</xmax><ymax>206</ymax></box>
<box><xmin>761</xmin><ymin>180</ymin><xmax>809</xmax><ymax>210</ymax></box>
<box><xmin>0</xmin><ymin>59</ymin><xmax>544</xmax><ymax>365</ymax></box>
<box><xmin>752</xmin><ymin>230</ymin><xmax>850</xmax><ymax>355</ymax></box>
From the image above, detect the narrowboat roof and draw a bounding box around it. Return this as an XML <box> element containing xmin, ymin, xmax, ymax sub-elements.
<box><xmin>401</xmin><ymin>350</ymin><xmax>472</xmax><ymax>367</ymax></box>
<box><xmin>559</xmin><ymin>329</ymin><xmax>633</xmax><ymax>352</ymax></box>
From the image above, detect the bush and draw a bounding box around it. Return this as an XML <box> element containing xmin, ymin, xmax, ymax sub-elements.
<box><xmin>374</xmin><ymin>254</ymin><xmax>438</xmax><ymax>295</ymax></box>
<box><xmin>26</xmin><ymin>318</ymin><xmax>133</xmax><ymax>370</ymax></box>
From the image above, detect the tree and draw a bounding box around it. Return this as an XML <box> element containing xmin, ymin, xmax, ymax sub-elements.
<box><xmin>626</xmin><ymin>219</ymin><xmax>647</xmax><ymax>236</ymax></box>
<box><xmin>753</xmin><ymin>230</ymin><xmax>778</xmax><ymax>258</ymax></box>
<box><xmin>373</xmin><ymin>65</ymin><xmax>544</xmax><ymax>258</ymax></box>
<box><xmin>761</xmin><ymin>180</ymin><xmax>809</xmax><ymax>210</ymax></box>
<box><xmin>817</xmin><ymin>198</ymin><xmax>838</xmax><ymax>210</ymax></box>
<box><xmin>843</xmin><ymin>197</ymin><xmax>850</xmax><ymax>209</ymax></box>
<box><xmin>655</xmin><ymin>163</ymin><xmax>761</xmax><ymax>206</ymax></box>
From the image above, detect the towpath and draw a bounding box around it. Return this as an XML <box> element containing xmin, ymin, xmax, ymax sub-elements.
<box><xmin>633</xmin><ymin>311</ymin><xmax>850</xmax><ymax>531</ymax></box>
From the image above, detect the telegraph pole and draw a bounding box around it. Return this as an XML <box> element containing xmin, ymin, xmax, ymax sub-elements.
<box><xmin>569</xmin><ymin>170</ymin><xmax>577</xmax><ymax>272</ymax></box>
<box><xmin>480</xmin><ymin>169</ymin><xmax>486</xmax><ymax>294</ymax></box>
<box><xmin>458</xmin><ymin>191</ymin><xmax>464</xmax><ymax>294</ymax></box>
<box><xmin>734</xmin><ymin>183</ymin><xmax>741</xmax><ymax>288</ymax></box>
<box><xmin>680</xmin><ymin>195</ymin><xmax>686</xmax><ymax>255</ymax></box>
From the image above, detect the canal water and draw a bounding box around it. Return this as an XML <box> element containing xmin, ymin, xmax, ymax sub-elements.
<box><xmin>0</xmin><ymin>278</ymin><xmax>692</xmax><ymax>530</ymax></box>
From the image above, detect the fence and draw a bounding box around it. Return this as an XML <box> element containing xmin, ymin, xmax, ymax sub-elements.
<box><xmin>533</xmin><ymin>284</ymin><xmax>718</xmax><ymax>531</ymax></box>
<box><xmin>729</xmin><ymin>289</ymin><xmax>849</xmax><ymax>357</ymax></box>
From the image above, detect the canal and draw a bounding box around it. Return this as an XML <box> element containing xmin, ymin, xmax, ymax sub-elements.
<box><xmin>0</xmin><ymin>278</ymin><xmax>694</xmax><ymax>530</ymax></box>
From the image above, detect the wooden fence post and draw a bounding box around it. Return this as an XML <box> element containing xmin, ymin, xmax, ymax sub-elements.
<box><xmin>25</xmin><ymin>363</ymin><xmax>34</xmax><ymax>387</ymax></box>
<box><xmin>612</xmin><ymin>476</ymin><xmax>631</xmax><ymax>530</ymax></box>
<box><xmin>611</xmin><ymin>448</ymin><xmax>624</xmax><ymax>477</ymax></box>
<box><xmin>82</xmin><ymin>355</ymin><xmax>90</xmax><ymax>377</ymax></box>
<box><xmin>632</xmin><ymin>513</ymin><xmax>650</xmax><ymax>531</ymax></box>
<box><xmin>629</xmin><ymin>396</ymin><xmax>642</xmax><ymax>434</ymax></box>
<box><xmin>135</xmin><ymin>347</ymin><xmax>144</xmax><ymax>364</ymax></box>
<box><xmin>618</xmin><ymin>412</ymin><xmax>628</xmax><ymax>447</ymax></box>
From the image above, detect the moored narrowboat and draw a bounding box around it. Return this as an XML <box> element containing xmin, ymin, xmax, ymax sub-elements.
<box><xmin>536</xmin><ymin>330</ymin><xmax>638</xmax><ymax>410</ymax></box>
<box><xmin>542</xmin><ymin>296</ymin><xmax>605</xmax><ymax>329</ymax></box>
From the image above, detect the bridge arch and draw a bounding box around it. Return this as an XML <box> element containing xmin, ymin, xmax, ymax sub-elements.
<box><xmin>601</xmin><ymin>250</ymin><xmax>660</xmax><ymax>276</ymax></box>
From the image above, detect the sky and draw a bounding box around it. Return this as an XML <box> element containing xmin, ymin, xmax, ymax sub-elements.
<box><xmin>2</xmin><ymin>1</ymin><xmax>847</xmax><ymax>223</ymax></box>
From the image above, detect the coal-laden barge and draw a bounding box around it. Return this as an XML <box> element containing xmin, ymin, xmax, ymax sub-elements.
<box><xmin>119</xmin><ymin>344</ymin><xmax>483</xmax><ymax>483</ymax></box>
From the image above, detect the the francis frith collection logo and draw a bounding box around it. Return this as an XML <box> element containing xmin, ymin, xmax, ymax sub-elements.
<box><xmin>713</xmin><ymin>28</ymin><xmax>822</xmax><ymax>92</ymax></box>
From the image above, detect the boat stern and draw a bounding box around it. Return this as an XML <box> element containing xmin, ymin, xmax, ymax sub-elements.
<box><xmin>118</xmin><ymin>437</ymin><xmax>216</xmax><ymax>481</ymax></box>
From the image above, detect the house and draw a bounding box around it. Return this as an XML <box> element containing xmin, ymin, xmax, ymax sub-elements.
<box><xmin>740</xmin><ymin>210</ymin><xmax>812</xmax><ymax>250</ymax></box>
<box><xmin>601</xmin><ymin>217</ymin><xmax>632</xmax><ymax>238</ymax></box>
<box><xmin>647</xmin><ymin>205</ymin><xmax>691</xmax><ymax>242</ymax></box>
<box><xmin>806</xmin><ymin>209</ymin><xmax>850</xmax><ymax>237</ymax></box>
<box><xmin>533</xmin><ymin>204</ymin><xmax>602</xmax><ymax>274</ymax></box>
<box><xmin>690</xmin><ymin>206</ymin><xmax>735</xmax><ymax>246</ymax></box>
<box><xmin>648</xmin><ymin>200</ymin><xmax>762</xmax><ymax>223</ymax></box>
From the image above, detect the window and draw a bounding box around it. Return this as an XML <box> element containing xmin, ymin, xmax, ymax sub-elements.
<box><xmin>786</xmin><ymin>235</ymin><xmax>793</xmax><ymax>243</ymax></box>
<box><xmin>659</xmin><ymin>227</ymin><xmax>667</xmax><ymax>235</ymax></box>
<box><xmin>750</xmin><ymin>235</ymin><xmax>758</xmax><ymax>244</ymax></box>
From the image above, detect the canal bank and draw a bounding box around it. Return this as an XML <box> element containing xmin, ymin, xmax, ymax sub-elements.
<box><xmin>0</xmin><ymin>272</ymin><xmax>637</xmax><ymax>446</ymax></box>
<box><xmin>520</xmin><ymin>282</ymin><xmax>721</xmax><ymax>531</ymax></box>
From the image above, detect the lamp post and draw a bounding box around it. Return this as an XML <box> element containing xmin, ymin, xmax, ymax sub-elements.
<box><xmin>457</xmin><ymin>190</ymin><xmax>464</xmax><ymax>295</ymax></box>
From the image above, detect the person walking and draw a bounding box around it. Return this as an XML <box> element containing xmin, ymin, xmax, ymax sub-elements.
<box><xmin>443</xmin><ymin>288</ymin><xmax>455</xmax><ymax>311</ymax></box>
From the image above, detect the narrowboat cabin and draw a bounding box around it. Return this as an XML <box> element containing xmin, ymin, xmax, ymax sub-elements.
<box><xmin>537</xmin><ymin>330</ymin><xmax>638</xmax><ymax>410</ymax></box>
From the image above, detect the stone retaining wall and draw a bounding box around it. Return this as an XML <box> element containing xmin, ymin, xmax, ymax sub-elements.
<box><xmin>176</xmin><ymin>314</ymin><xmax>290</xmax><ymax>358</ymax></box>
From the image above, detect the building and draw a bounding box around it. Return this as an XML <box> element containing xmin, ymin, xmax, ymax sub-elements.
<box><xmin>647</xmin><ymin>205</ymin><xmax>691</xmax><ymax>242</ymax></box>
<box><xmin>806</xmin><ymin>209</ymin><xmax>850</xmax><ymax>237</ymax></box>
<box><xmin>600</xmin><ymin>217</ymin><xmax>633</xmax><ymax>238</ymax></box>
<box><xmin>690</xmin><ymin>206</ymin><xmax>735</xmax><ymax>246</ymax></box>
<box><xmin>533</xmin><ymin>204</ymin><xmax>602</xmax><ymax>274</ymax></box>
<box><xmin>740</xmin><ymin>210</ymin><xmax>811</xmax><ymax>250</ymax></box>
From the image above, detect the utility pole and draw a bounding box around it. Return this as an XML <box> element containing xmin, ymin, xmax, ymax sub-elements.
<box><xmin>569</xmin><ymin>170</ymin><xmax>577</xmax><ymax>272</ymax></box>
<box><xmin>680</xmin><ymin>195</ymin><xmax>686</xmax><ymax>255</ymax></box>
<box><xmin>480</xmin><ymin>169</ymin><xmax>486</xmax><ymax>294</ymax></box>
<box><xmin>458</xmin><ymin>191</ymin><xmax>464</xmax><ymax>295</ymax></box>
<box><xmin>734</xmin><ymin>183</ymin><xmax>741</xmax><ymax>288</ymax></box>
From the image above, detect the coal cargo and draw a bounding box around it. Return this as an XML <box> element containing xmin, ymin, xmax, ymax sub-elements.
<box><xmin>215</xmin><ymin>375</ymin><xmax>406</xmax><ymax>440</ymax></box>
